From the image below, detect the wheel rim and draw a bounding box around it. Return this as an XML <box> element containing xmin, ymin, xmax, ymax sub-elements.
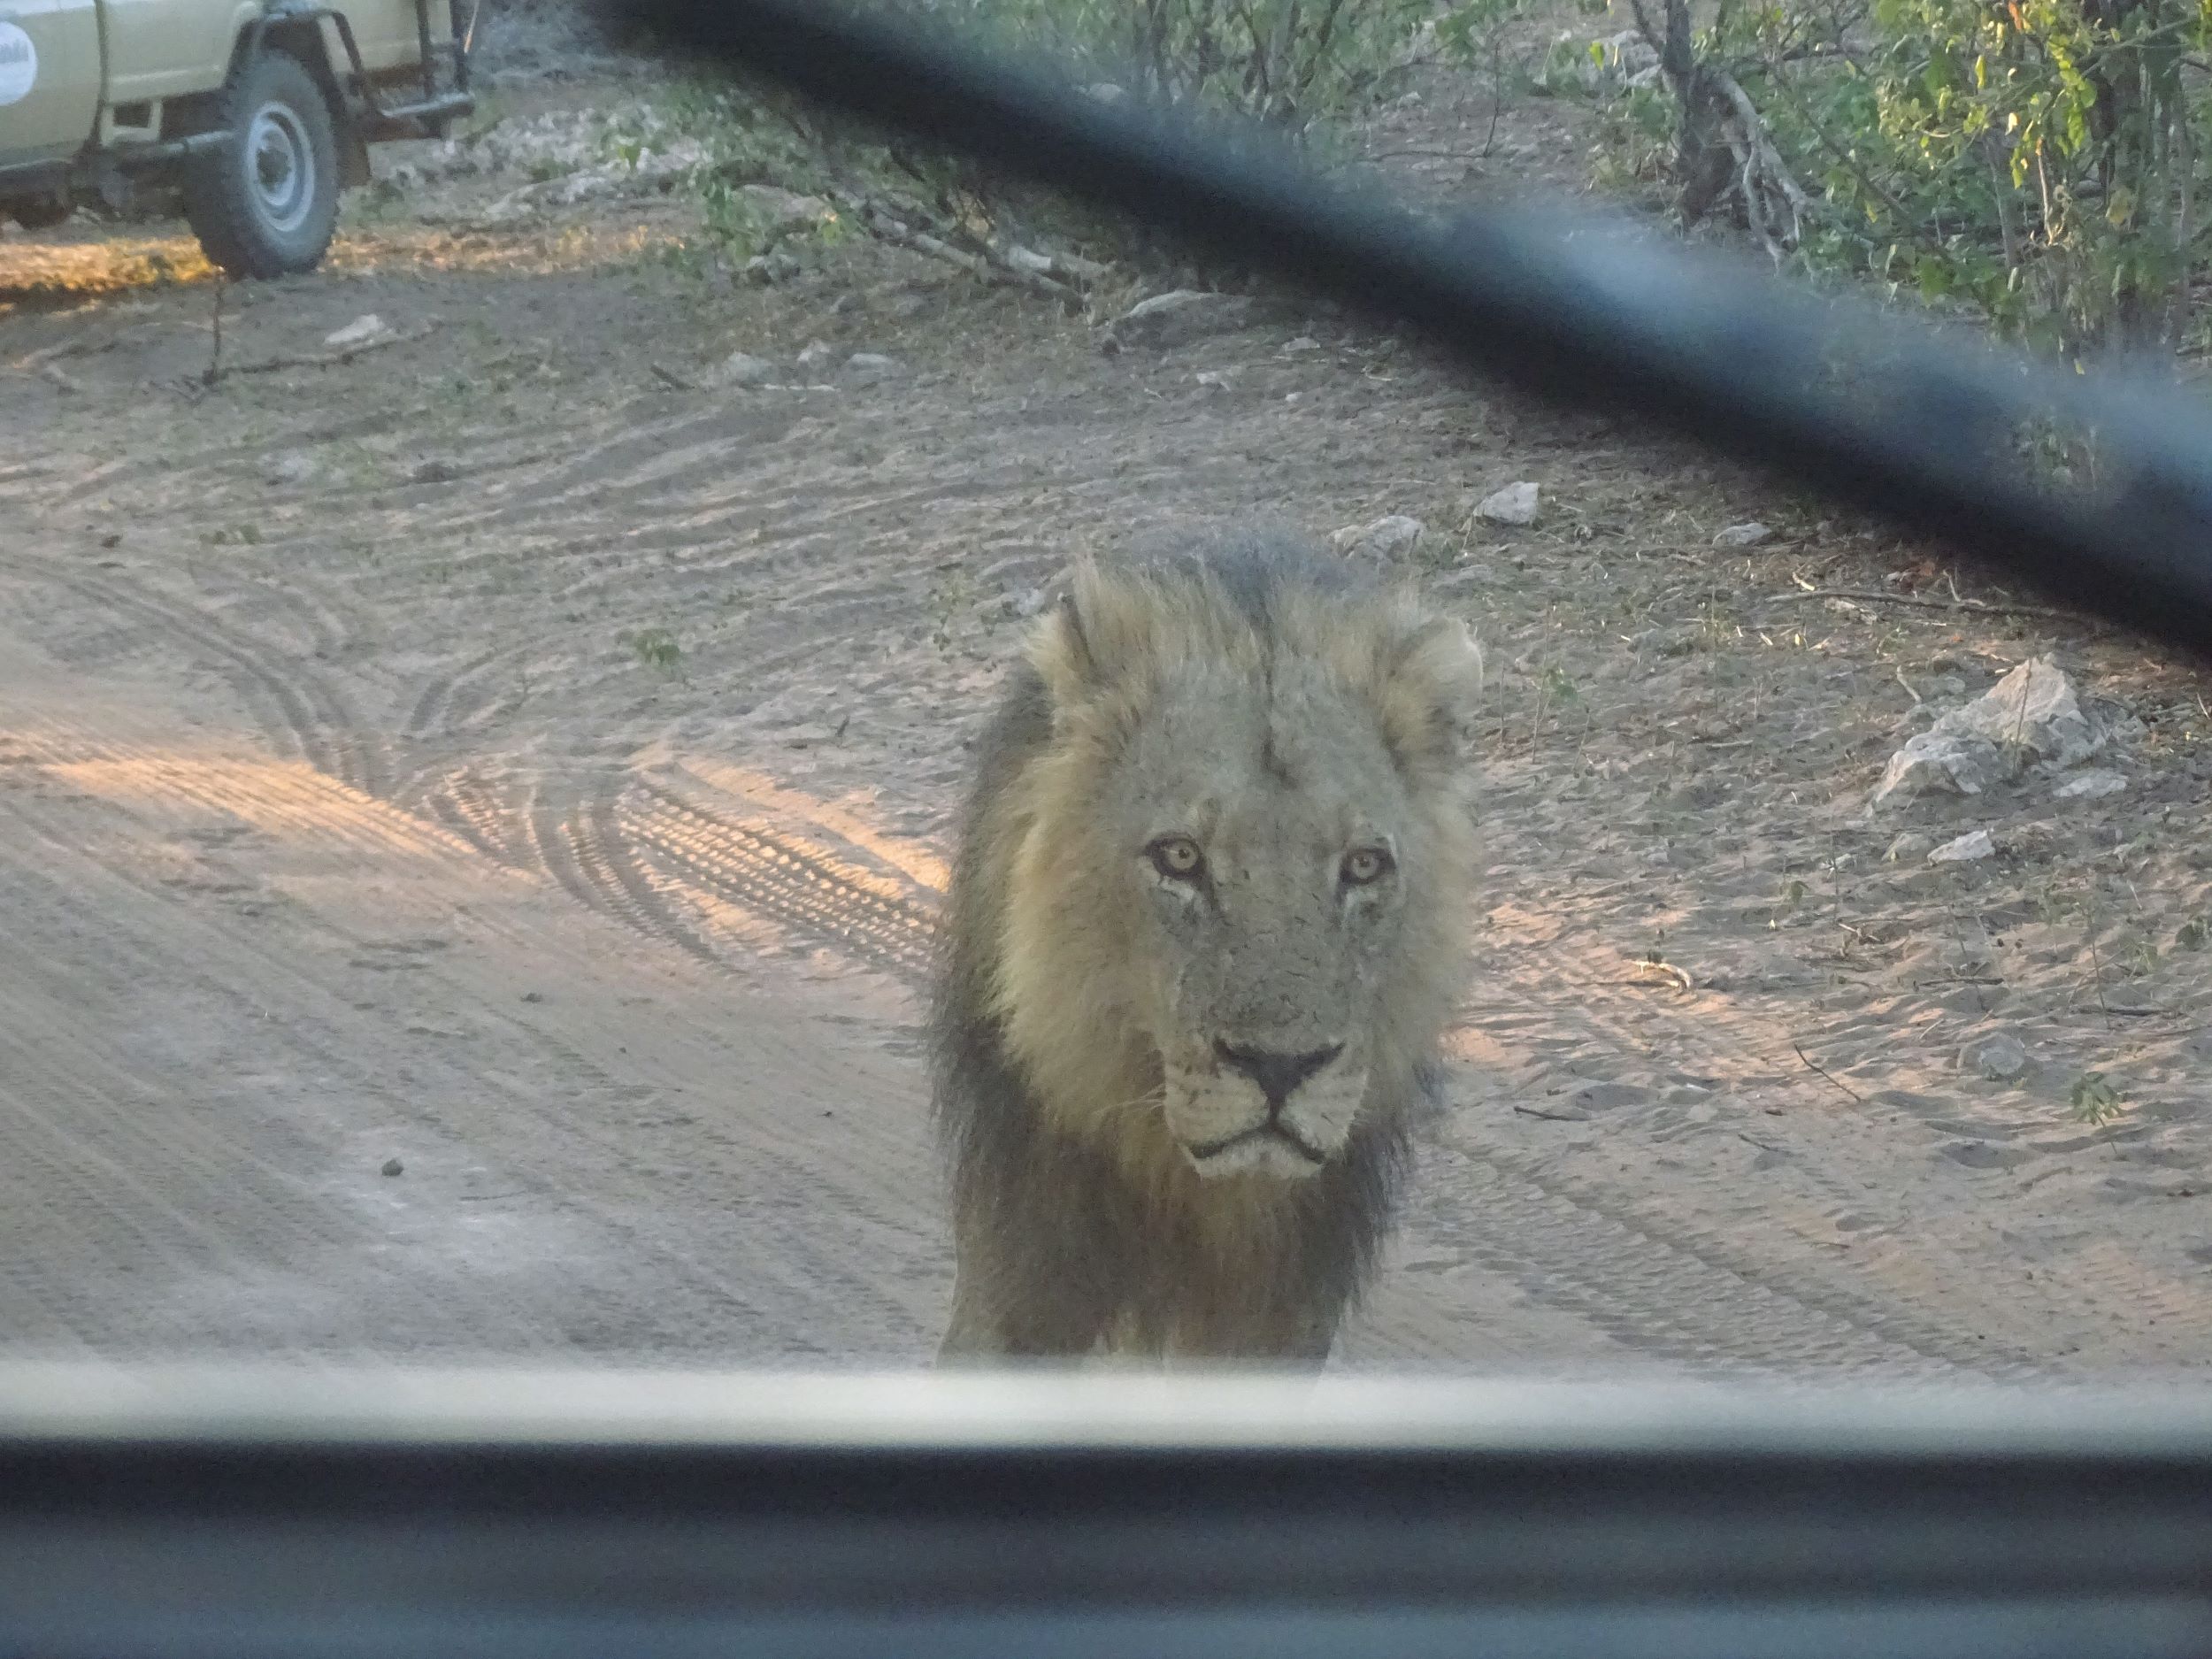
<box><xmin>245</xmin><ymin>101</ymin><xmax>315</xmax><ymax>234</ymax></box>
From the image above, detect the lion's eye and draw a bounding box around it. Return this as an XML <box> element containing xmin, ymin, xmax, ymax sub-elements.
<box><xmin>1148</xmin><ymin>836</ymin><xmax>1206</xmax><ymax>881</ymax></box>
<box><xmin>1340</xmin><ymin>847</ymin><xmax>1394</xmax><ymax>887</ymax></box>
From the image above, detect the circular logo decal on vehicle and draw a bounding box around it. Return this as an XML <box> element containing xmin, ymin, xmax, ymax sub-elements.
<box><xmin>0</xmin><ymin>23</ymin><xmax>36</xmax><ymax>107</ymax></box>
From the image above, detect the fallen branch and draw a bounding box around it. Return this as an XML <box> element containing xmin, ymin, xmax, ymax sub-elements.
<box><xmin>217</xmin><ymin>322</ymin><xmax>441</xmax><ymax>381</ymax></box>
<box><xmin>1763</xmin><ymin>588</ymin><xmax>2086</xmax><ymax>622</ymax></box>
<box><xmin>832</xmin><ymin>189</ymin><xmax>1085</xmax><ymax>308</ymax></box>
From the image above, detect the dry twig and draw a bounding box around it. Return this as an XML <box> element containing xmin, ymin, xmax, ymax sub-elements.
<box><xmin>1763</xmin><ymin>587</ymin><xmax>2085</xmax><ymax>622</ymax></box>
<box><xmin>1793</xmin><ymin>1041</ymin><xmax>1864</xmax><ymax>1103</ymax></box>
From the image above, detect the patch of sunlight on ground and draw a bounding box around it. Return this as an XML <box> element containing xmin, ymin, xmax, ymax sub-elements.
<box><xmin>3</xmin><ymin>212</ymin><xmax>693</xmax><ymax>303</ymax></box>
<box><xmin>0</xmin><ymin>234</ymin><xmax>213</xmax><ymax>300</ymax></box>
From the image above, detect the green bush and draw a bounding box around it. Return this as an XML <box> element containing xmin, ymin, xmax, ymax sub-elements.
<box><xmin>1578</xmin><ymin>0</ymin><xmax>2212</xmax><ymax>353</ymax></box>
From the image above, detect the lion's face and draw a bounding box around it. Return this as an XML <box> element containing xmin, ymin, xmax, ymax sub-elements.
<box><xmin>1115</xmin><ymin>660</ymin><xmax>1419</xmax><ymax>1179</ymax></box>
<box><xmin>992</xmin><ymin>556</ymin><xmax>1482</xmax><ymax>1189</ymax></box>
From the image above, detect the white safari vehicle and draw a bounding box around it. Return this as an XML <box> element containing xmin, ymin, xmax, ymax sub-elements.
<box><xmin>0</xmin><ymin>0</ymin><xmax>472</xmax><ymax>275</ymax></box>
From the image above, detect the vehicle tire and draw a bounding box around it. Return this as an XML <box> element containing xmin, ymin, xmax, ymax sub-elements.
<box><xmin>4</xmin><ymin>197</ymin><xmax>73</xmax><ymax>231</ymax></box>
<box><xmin>184</xmin><ymin>48</ymin><xmax>341</xmax><ymax>279</ymax></box>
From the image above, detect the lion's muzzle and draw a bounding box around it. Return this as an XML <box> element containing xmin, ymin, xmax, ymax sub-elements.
<box><xmin>1168</xmin><ymin>1037</ymin><xmax>1363</xmax><ymax>1179</ymax></box>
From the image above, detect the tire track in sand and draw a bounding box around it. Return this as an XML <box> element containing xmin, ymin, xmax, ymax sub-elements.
<box><xmin>0</xmin><ymin>557</ymin><xmax>389</xmax><ymax>802</ymax></box>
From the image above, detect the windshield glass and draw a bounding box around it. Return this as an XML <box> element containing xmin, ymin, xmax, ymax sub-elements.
<box><xmin>0</xmin><ymin>0</ymin><xmax>2206</xmax><ymax>1387</ymax></box>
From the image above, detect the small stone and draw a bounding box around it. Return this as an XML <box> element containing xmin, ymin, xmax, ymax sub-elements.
<box><xmin>1885</xmin><ymin>832</ymin><xmax>1933</xmax><ymax>863</ymax></box>
<box><xmin>715</xmin><ymin>351</ymin><xmax>776</xmax><ymax>388</ymax></box>
<box><xmin>841</xmin><ymin>351</ymin><xmax>904</xmax><ymax>385</ymax></box>
<box><xmin>2055</xmin><ymin>767</ymin><xmax>2128</xmax><ymax>800</ymax></box>
<box><xmin>520</xmin><ymin>990</ymin><xmax>544</xmax><ymax>1002</ymax></box>
<box><xmin>1281</xmin><ymin>335</ymin><xmax>1321</xmax><ymax>354</ymax></box>
<box><xmin>737</xmin><ymin>183</ymin><xmax>830</xmax><ymax>228</ymax></box>
<box><xmin>1928</xmin><ymin>828</ymin><xmax>1996</xmax><ymax>864</ymax></box>
<box><xmin>263</xmin><ymin>449</ymin><xmax>318</xmax><ymax>488</ymax></box>
<box><xmin>1962</xmin><ymin>1033</ymin><xmax>2030</xmax><ymax>1081</ymax></box>
<box><xmin>410</xmin><ymin>457</ymin><xmax>459</xmax><ymax>485</ymax></box>
<box><xmin>795</xmin><ymin>340</ymin><xmax>835</xmax><ymax>368</ymax></box>
<box><xmin>1475</xmin><ymin>481</ymin><xmax>1540</xmax><ymax>526</ymax></box>
<box><xmin>1713</xmin><ymin>521</ymin><xmax>1773</xmax><ymax>548</ymax></box>
<box><xmin>325</xmin><ymin>314</ymin><xmax>393</xmax><ymax>349</ymax></box>
<box><xmin>1194</xmin><ymin>369</ymin><xmax>1234</xmax><ymax>391</ymax></box>
<box><xmin>738</xmin><ymin>250</ymin><xmax>802</xmax><ymax>287</ymax></box>
<box><xmin>1329</xmin><ymin>514</ymin><xmax>1425</xmax><ymax>559</ymax></box>
<box><xmin>380</xmin><ymin>1157</ymin><xmax>405</xmax><ymax>1178</ymax></box>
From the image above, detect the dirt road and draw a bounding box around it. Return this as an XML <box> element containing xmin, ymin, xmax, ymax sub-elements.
<box><xmin>4</xmin><ymin>77</ymin><xmax>2210</xmax><ymax>1376</ymax></box>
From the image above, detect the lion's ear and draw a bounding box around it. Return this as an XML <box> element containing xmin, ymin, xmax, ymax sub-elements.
<box><xmin>1377</xmin><ymin>614</ymin><xmax>1484</xmax><ymax>779</ymax></box>
<box><xmin>1024</xmin><ymin>562</ymin><xmax>1157</xmax><ymax>719</ymax></box>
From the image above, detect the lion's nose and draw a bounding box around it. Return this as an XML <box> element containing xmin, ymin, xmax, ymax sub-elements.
<box><xmin>1213</xmin><ymin>1039</ymin><xmax>1344</xmax><ymax>1110</ymax></box>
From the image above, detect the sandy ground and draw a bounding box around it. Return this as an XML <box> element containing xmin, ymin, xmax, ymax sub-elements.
<box><xmin>3</xmin><ymin>57</ymin><xmax>2211</xmax><ymax>1379</ymax></box>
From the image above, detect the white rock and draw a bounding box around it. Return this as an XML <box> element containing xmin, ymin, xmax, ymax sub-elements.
<box><xmin>1476</xmin><ymin>481</ymin><xmax>1540</xmax><ymax>526</ymax></box>
<box><xmin>1962</xmin><ymin>1033</ymin><xmax>2030</xmax><ymax>1081</ymax></box>
<box><xmin>262</xmin><ymin>449</ymin><xmax>318</xmax><ymax>488</ymax></box>
<box><xmin>1194</xmin><ymin>369</ymin><xmax>1235</xmax><ymax>391</ymax></box>
<box><xmin>1330</xmin><ymin>514</ymin><xmax>1425</xmax><ymax>559</ymax></box>
<box><xmin>1884</xmin><ymin>832</ymin><xmax>1932</xmax><ymax>864</ymax></box>
<box><xmin>549</xmin><ymin>171</ymin><xmax>618</xmax><ymax>206</ymax></box>
<box><xmin>1928</xmin><ymin>828</ymin><xmax>1995</xmax><ymax>864</ymax></box>
<box><xmin>1931</xmin><ymin>656</ymin><xmax>2103</xmax><ymax>769</ymax></box>
<box><xmin>1872</xmin><ymin>732</ymin><xmax>2005</xmax><ymax>803</ymax></box>
<box><xmin>1872</xmin><ymin>657</ymin><xmax>2108</xmax><ymax>807</ymax></box>
<box><xmin>2055</xmin><ymin>767</ymin><xmax>2128</xmax><ymax>800</ymax></box>
<box><xmin>324</xmin><ymin>314</ymin><xmax>391</xmax><ymax>349</ymax></box>
<box><xmin>1604</xmin><ymin>28</ymin><xmax>1660</xmax><ymax>72</ymax></box>
<box><xmin>1578</xmin><ymin>29</ymin><xmax>1660</xmax><ymax>89</ymax></box>
<box><xmin>795</xmin><ymin>340</ymin><xmax>834</xmax><ymax>368</ymax></box>
<box><xmin>1281</xmin><ymin>335</ymin><xmax>1321</xmax><ymax>354</ymax></box>
<box><xmin>715</xmin><ymin>351</ymin><xmax>776</xmax><ymax>388</ymax></box>
<box><xmin>738</xmin><ymin>183</ymin><xmax>830</xmax><ymax>228</ymax></box>
<box><xmin>1713</xmin><ymin>521</ymin><xmax>1773</xmax><ymax>548</ymax></box>
<box><xmin>841</xmin><ymin>351</ymin><xmax>904</xmax><ymax>384</ymax></box>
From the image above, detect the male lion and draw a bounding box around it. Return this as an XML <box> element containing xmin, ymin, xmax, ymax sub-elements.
<box><xmin>932</xmin><ymin>533</ymin><xmax>1483</xmax><ymax>1364</ymax></box>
